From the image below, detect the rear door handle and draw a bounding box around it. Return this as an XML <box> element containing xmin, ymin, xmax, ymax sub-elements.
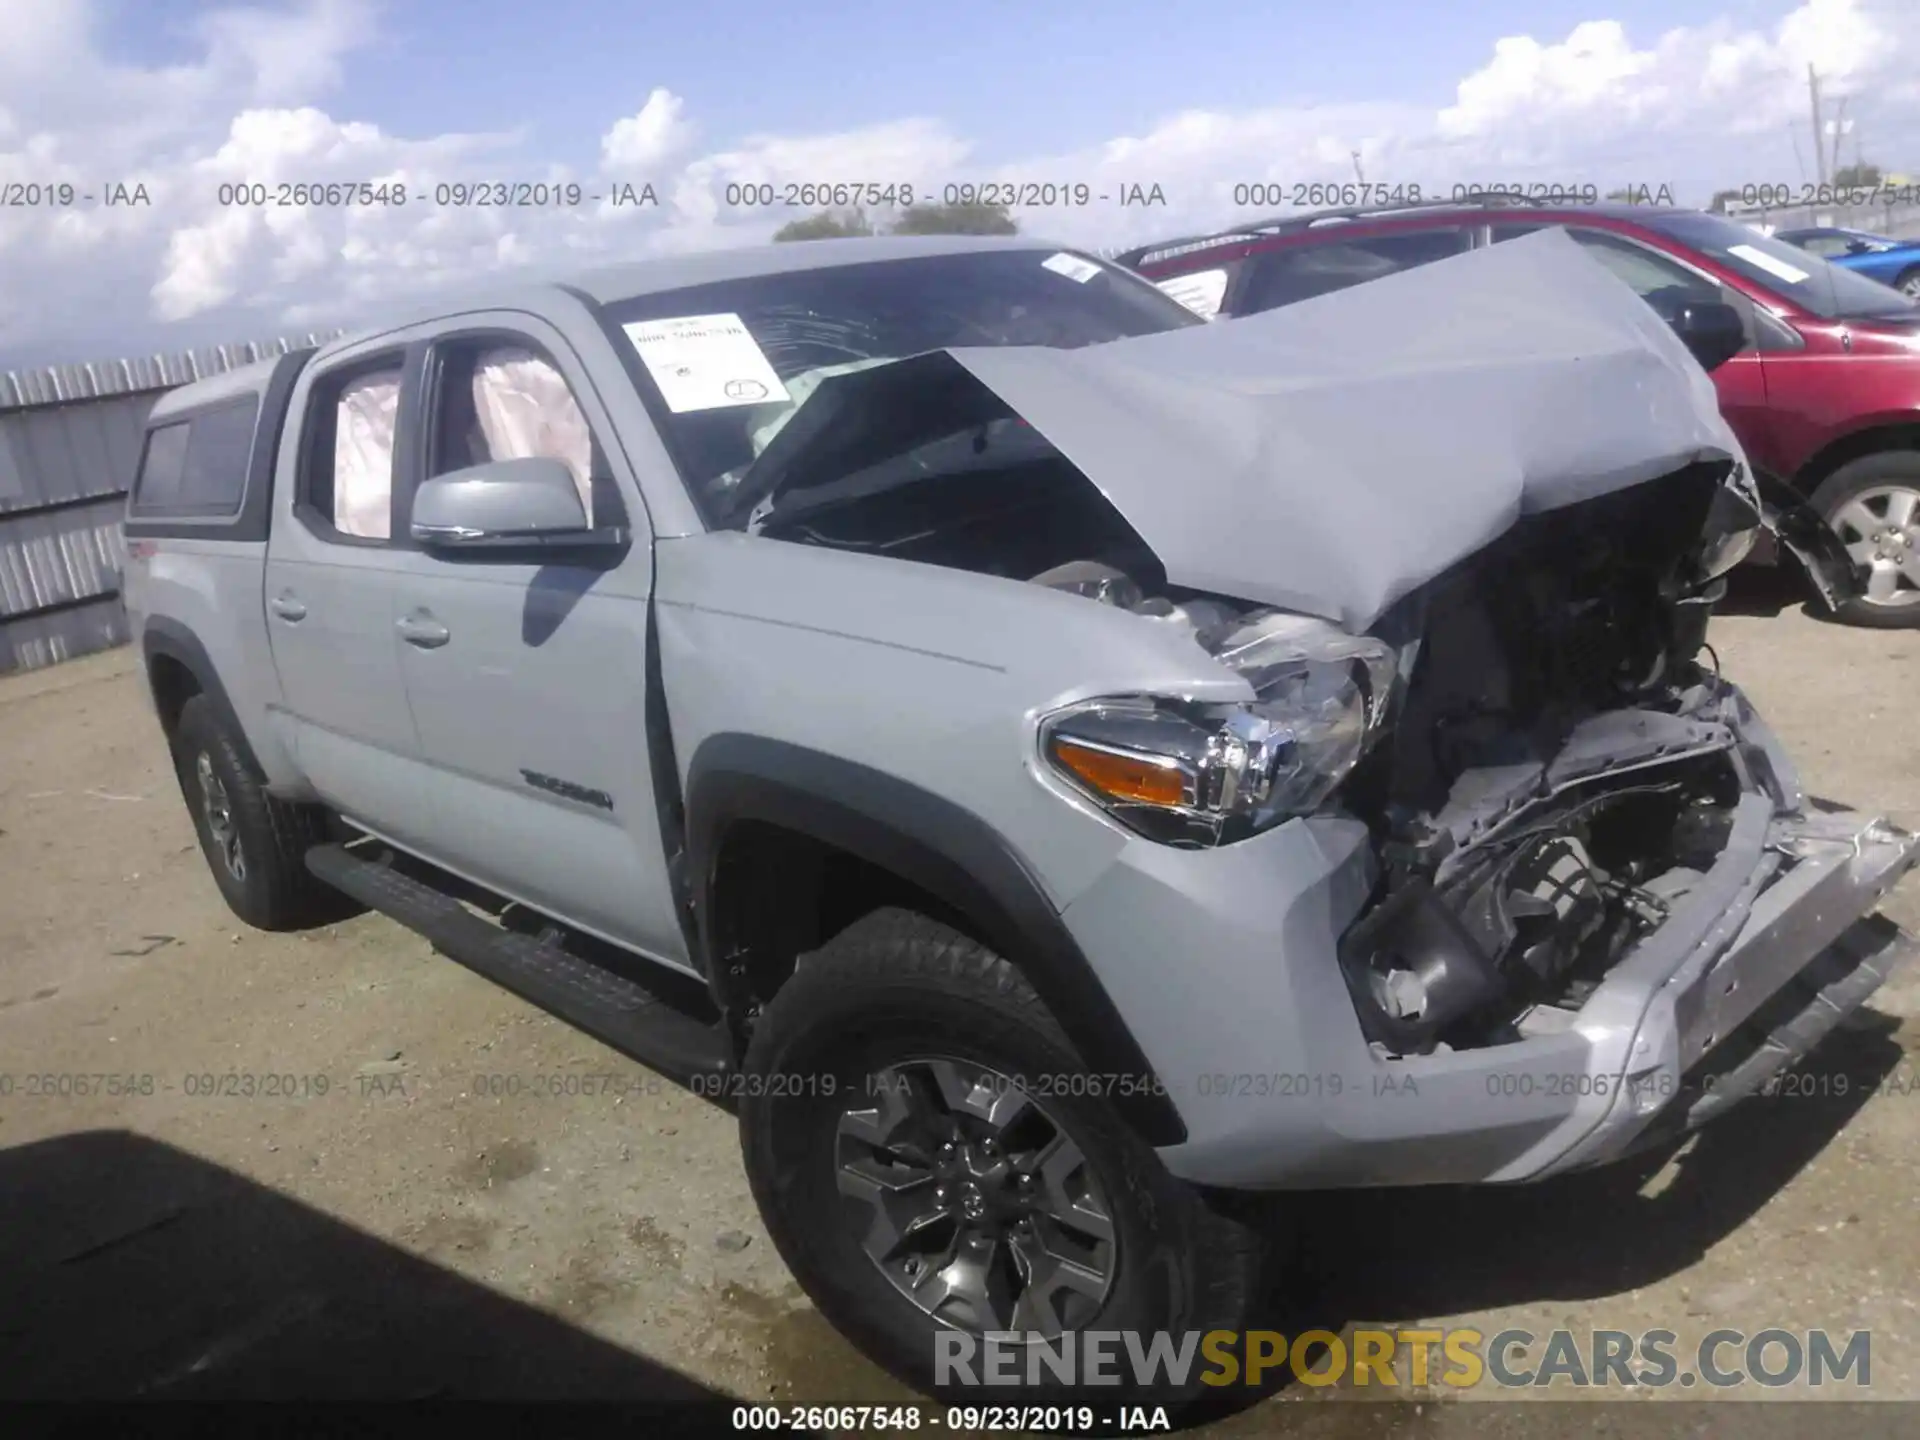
<box><xmin>269</xmin><ymin>593</ymin><xmax>307</xmax><ymax>622</ymax></box>
<box><xmin>397</xmin><ymin>612</ymin><xmax>451</xmax><ymax>649</ymax></box>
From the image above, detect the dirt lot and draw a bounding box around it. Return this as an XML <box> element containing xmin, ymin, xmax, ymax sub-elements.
<box><xmin>2</xmin><ymin>578</ymin><xmax>1917</xmax><ymax>1431</ymax></box>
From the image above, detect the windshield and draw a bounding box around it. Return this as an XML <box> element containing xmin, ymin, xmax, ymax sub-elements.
<box><xmin>597</xmin><ymin>247</ymin><xmax>1202</xmax><ymax>528</ymax></box>
<box><xmin>1645</xmin><ymin>212</ymin><xmax>1917</xmax><ymax>319</ymax></box>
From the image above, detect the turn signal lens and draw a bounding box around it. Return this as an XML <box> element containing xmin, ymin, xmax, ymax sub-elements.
<box><xmin>1049</xmin><ymin>736</ymin><xmax>1192</xmax><ymax>808</ymax></box>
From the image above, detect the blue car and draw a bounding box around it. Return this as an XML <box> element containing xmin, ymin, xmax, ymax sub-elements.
<box><xmin>1775</xmin><ymin>226</ymin><xmax>1920</xmax><ymax>298</ymax></box>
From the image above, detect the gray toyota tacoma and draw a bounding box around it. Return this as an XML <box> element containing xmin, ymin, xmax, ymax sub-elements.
<box><xmin>123</xmin><ymin>229</ymin><xmax>1917</xmax><ymax>1402</ymax></box>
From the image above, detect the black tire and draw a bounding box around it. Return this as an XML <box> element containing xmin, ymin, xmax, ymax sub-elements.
<box><xmin>738</xmin><ymin>907</ymin><xmax>1269</xmax><ymax>1410</ymax></box>
<box><xmin>167</xmin><ymin>694</ymin><xmax>362</xmax><ymax>930</ymax></box>
<box><xmin>1895</xmin><ymin>265</ymin><xmax>1920</xmax><ymax>300</ymax></box>
<box><xmin>1809</xmin><ymin>453</ymin><xmax>1920</xmax><ymax>629</ymax></box>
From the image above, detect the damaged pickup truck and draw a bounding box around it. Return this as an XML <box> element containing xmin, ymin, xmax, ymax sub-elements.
<box><xmin>124</xmin><ymin>228</ymin><xmax>1917</xmax><ymax>1401</ymax></box>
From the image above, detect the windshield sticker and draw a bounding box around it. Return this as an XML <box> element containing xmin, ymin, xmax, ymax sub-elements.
<box><xmin>1042</xmin><ymin>251</ymin><xmax>1103</xmax><ymax>283</ymax></box>
<box><xmin>1155</xmin><ymin>268</ymin><xmax>1229</xmax><ymax>319</ymax></box>
<box><xmin>621</xmin><ymin>314</ymin><xmax>792</xmax><ymax>413</ymax></box>
<box><xmin>1727</xmin><ymin>243</ymin><xmax>1810</xmax><ymax>285</ymax></box>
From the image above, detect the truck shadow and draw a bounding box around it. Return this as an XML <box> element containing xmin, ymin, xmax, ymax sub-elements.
<box><xmin>1285</xmin><ymin>1011</ymin><xmax>1908</xmax><ymax>1324</ymax></box>
<box><xmin>0</xmin><ymin>1128</ymin><xmax>727</xmax><ymax>1403</ymax></box>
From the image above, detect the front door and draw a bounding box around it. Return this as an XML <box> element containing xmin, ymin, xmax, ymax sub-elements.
<box><xmin>383</xmin><ymin>316</ymin><xmax>691</xmax><ymax>970</ymax></box>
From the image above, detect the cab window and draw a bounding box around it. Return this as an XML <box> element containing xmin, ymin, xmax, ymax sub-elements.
<box><xmin>296</xmin><ymin>358</ymin><xmax>405</xmax><ymax>544</ymax></box>
<box><xmin>423</xmin><ymin>338</ymin><xmax>625</xmax><ymax>530</ymax></box>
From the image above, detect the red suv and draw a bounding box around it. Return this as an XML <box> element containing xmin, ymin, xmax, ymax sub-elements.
<box><xmin>1121</xmin><ymin>199</ymin><xmax>1920</xmax><ymax>628</ymax></box>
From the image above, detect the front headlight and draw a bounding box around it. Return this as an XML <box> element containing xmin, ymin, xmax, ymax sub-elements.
<box><xmin>1038</xmin><ymin>612</ymin><xmax>1399</xmax><ymax>847</ymax></box>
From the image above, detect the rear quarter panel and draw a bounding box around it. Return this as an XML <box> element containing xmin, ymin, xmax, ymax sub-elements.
<box><xmin>124</xmin><ymin>537</ymin><xmax>300</xmax><ymax>789</ymax></box>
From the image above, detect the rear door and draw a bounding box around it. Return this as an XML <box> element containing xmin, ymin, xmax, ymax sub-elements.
<box><xmin>381</xmin><ymin>315</ymin><xmax>691</xmax><ymax>969</ymax></box>
<box><xmin>1225</xmin><ymin>226</ymin><xmax>1474</xmax><ymax>315</ymax></box>
<box><xmin>261</xmin><ymin>339</ymin><xmax>434</xmax><ymax>849</ymax></box>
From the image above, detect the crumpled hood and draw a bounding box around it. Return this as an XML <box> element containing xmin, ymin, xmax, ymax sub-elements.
<box><xmin>749</xmin><ymin>227</ymin><xmax>1743</xmax><ymax>633</ymax></box>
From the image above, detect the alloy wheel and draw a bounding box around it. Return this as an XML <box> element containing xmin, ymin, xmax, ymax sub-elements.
<box><xmin>1901</xmin><ymin>274</ymin><xmax>1920</xmax><ymax>299</ymax></box>
<box><xmin>1828</xmin><ymin>484</ymin><xmax>1920</xmax><ymax>610</ymax></box>
<box><xmin>195</xmin><ymin>751</ymin><xmax>247</xmax><ymax>881</ymax></box>
<box><xmin>835</xmin><ymin>1056</ymin><xmax>1117</xmax><ymax>1338</ymax></box>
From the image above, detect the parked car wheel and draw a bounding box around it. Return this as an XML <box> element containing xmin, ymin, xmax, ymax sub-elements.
<box><xmin>167</xmin><ymin>694</ymin><xmax>362</xmax><ymax>930</ymax></box>
<box><xmin>738</xmin><ymin>906</ymin><xmax>1269</xmax><ymax>1406</ymax></box>
<box><xmin>1896</xmin><ymin>266</ymin><xmax>1920</xmax><ymax>299</ymax></box>
<box><xmin>1810</xmin><ymin>453</ymin><xmax>1920</xmax><ymax>627</ymax></box>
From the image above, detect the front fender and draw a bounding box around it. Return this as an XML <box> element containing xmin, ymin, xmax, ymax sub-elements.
<box><xmin>684</xmin><ymin>734</ymin><xmax>1189</xmax><ymax>1146</ymax></box>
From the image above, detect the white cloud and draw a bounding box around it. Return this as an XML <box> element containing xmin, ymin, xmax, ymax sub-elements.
<box><xmin>195</xmin><ymin>0</ymin><xmax>378</xmax><ymax>106</ymax></box>
<box><xmin>2</xmin><ymin>0</ymin><xmax>1919</xmax><ymax>366</ymax></box>
<box><xmin>659</xmin><ymin>117</ymin><xmax>970</xmax><ymax>242</ymax></box>
<box><xmin>602</xmin><ymin>88</ymin><xmax>695</xmax><ymax>172</ymax></box>
<box><xmin>1435</xmin><ymin>0</ymin><xmax>1891</xmax><ymax>157</ymax></box>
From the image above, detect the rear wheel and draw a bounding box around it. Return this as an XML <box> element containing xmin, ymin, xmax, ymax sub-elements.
<box><xmin>168</xmin><ymin>694</ymin><xmax>362</xmax><ymax>929</ymax></box>
<box><xmin>1810</xmin><ymin>453</ymin><xmax>1920</xmax><ymax>628</ymax></box>
<box><xmin>1895</xmin><ymin>266</ymin><xmax>1920</xmax><ymax>300</ymax></box>
<box><xmin>738</xmin><ymin>907</ymin><xmax>1269</xmax><ymax>1407</ymax></box>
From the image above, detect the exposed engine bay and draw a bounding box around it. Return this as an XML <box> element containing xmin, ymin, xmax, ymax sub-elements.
<box><xmin>763</xmin><ymin>435</ymin><xmax>1772</xmax><ymax>1059</ymax></box>
<box><xmin>1328</xmin><ymin>461</ymin><xmax>1752</xmax><ymax>1057</ymax></box>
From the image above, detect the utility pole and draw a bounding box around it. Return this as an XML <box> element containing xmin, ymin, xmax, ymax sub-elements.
<box><xmin>1351</xmin><ymin>150</ymin><xmax>1365</xmax><ymax>185</ymax></box>
<box><xmin>1829</xmin><ymin>96</ymin><xmax>1851</xmax><ymax>181</ymax></box>
<box><xmin>1809</xmin><ymin>65</ymin><xmax>1827</xmax><ymax>186</ymax></box>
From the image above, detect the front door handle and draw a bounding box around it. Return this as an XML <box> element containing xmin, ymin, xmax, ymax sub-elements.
<box><xmin>397</xmin><ymin>612</ymin><xmax>451</xmax><ymax>649</ymax></box>
<box><xmin>269</xmin><ymin>593</ymin><xmax>307</xmax><ymax>622</ymax></box>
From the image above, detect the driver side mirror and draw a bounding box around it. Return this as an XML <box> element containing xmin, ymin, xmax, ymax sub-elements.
<box><xmin>1668</xmin><ymin>301</ymin><xmax>1747</xmax><ymax>372</ymax></box>
<box><xmin>411</xmin><ymin>456</ymin><xmax>613</xmax><ymax>550</ymax></box>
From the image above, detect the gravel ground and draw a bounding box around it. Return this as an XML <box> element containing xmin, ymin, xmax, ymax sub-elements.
<box><xmin>1</xmin><ymin>578</ymin><xmax>1916</xmax><ymax>1432</ymax></box>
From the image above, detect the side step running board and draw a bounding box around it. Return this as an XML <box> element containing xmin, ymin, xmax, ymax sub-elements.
<box><xmin>306</xmin><ymin>843</ymin><xmax>733</xmax><ymax>1086</ymax></box>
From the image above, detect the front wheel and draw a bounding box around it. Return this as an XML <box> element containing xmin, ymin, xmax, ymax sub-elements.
<box><xmin>1810</xmin><ymin>453</ymin><xmax>1920</xmax><ymax>628</ymax></box>
<box><xmin>1896</xmin><ymin>266</ymin><xmax>1920</xmax><ymax>300</ymax></box>
<box><xmin>737</xmin><ymin>908</ymin><xmax>1268</xmax><ymax>1407</ymax></box>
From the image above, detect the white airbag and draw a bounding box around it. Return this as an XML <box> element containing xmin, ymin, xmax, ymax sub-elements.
<box><xmin>333</xmin><ymin>372</ymin><xmax>400</xmax><ymax>539</ymax></box>
<box><xmin>471</xmin><ymin>348</ymin><xmax>595</xmax><ymax>522</ymax></box>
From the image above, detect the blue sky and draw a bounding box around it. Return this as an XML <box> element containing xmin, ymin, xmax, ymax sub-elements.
<box><xmin>2</xmin><ymin>0</ymin><xmax>1908</xmax><ymax>365</ymax></box>
<box><xmin>110</xmin><ymin>0</ymin><xmax>1781</xmax><ymax>170</ymax></box>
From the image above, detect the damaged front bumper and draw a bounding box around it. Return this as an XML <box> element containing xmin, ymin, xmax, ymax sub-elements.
<box><xmin>1520</xmin><ymin>799</ymin><xmax>1917</xmax><ymax>1180</ymax></box>
<box><xmin>1062</xmin><ymin>681</ymin><xmax>1918</xmax><ymax>1190</ymax></box>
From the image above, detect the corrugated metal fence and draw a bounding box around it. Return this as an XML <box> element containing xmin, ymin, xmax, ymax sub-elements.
<box><xmin>0</xmin><ymin>332</ymin><xmax>341</xmax><ymax>675</ymax></box>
